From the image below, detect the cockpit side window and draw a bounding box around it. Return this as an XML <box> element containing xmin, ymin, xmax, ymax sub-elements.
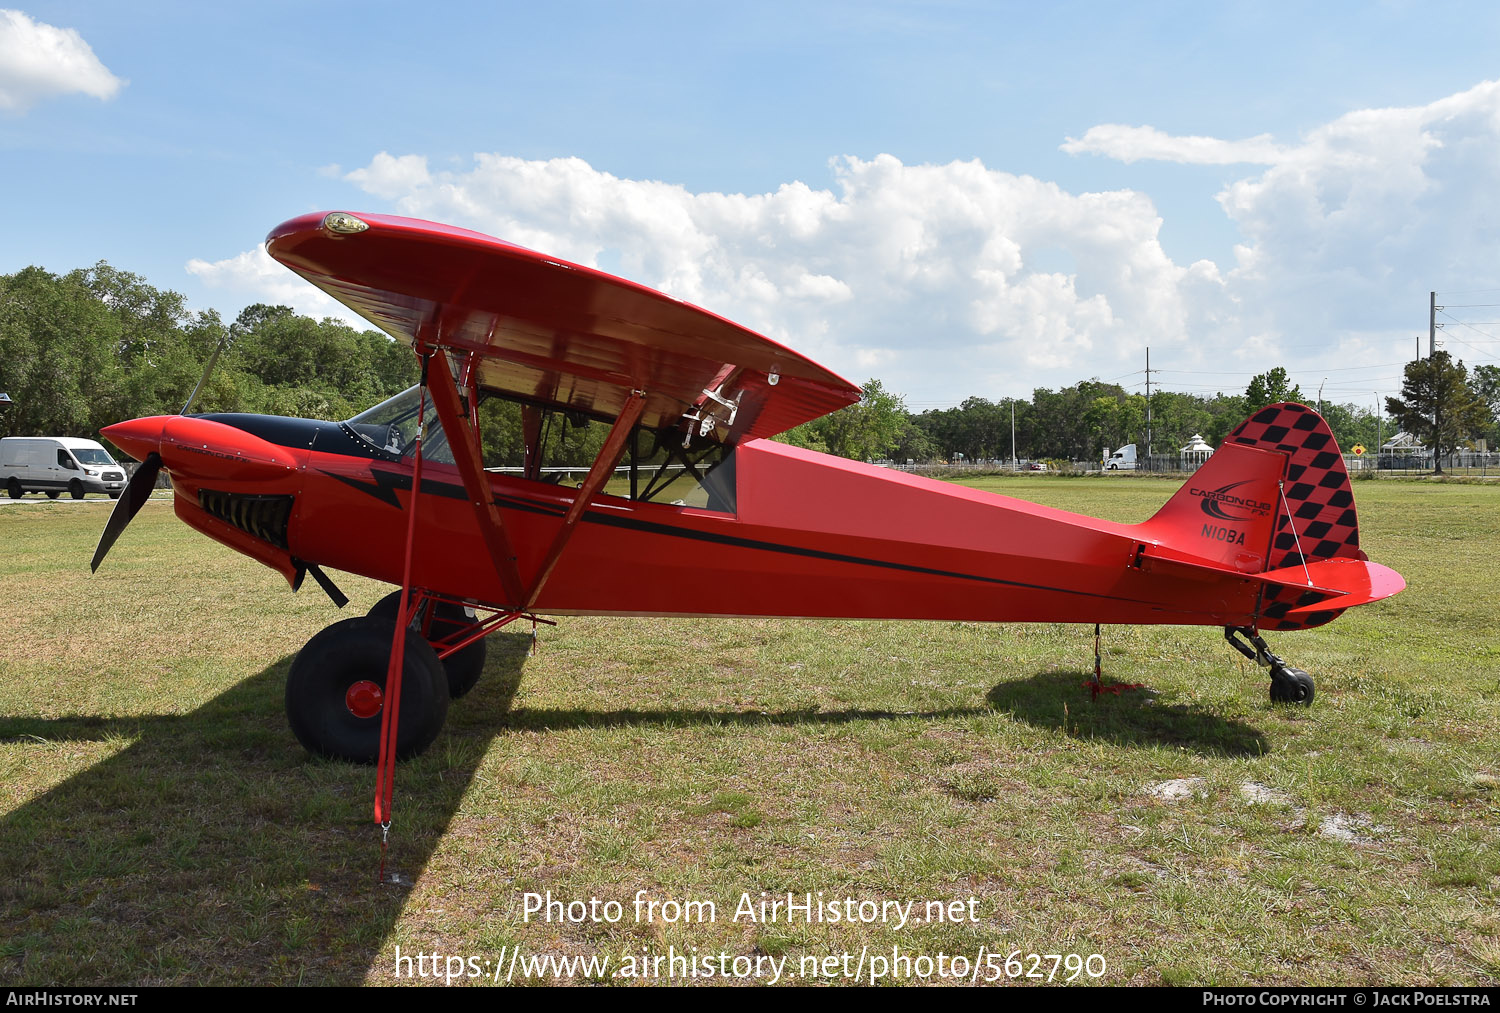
<box><xmin>346</xmin><ymin>385</ymin><xmax>735</xmax><ymax>512</ymax></box>
<box><xmin>475</xmin><ymin>392</ymin><xmax>735</xmax><ymax>513</ymax></box>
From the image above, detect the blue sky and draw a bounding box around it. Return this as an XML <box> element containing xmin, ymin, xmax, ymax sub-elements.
<box><xmin>4</xmin><ymin>2</ymin><xmax>1500</xmax><ymax>409</ymax></box>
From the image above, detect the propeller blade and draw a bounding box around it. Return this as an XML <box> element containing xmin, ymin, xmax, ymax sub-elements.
<box><xmin>90</xmin><ymin>452</ymin><xmax>162</xmax><ymax>573</ymax></box>
<box><xmin>180</xmin><ymin>339</ymin><xmax>225</xmax><ymax>414</ymax></box>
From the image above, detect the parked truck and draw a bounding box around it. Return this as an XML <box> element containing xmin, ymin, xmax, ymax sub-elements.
<box><xmin>1106</xmin><ymin>444</ymin><xmax>1138</xmax><ymax>470</ymax></box>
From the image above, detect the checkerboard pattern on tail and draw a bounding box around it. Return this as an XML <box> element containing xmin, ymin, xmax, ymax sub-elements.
<box><xmin>1228</xmin><ymin>403</ymin><xmax>1365</xmax><ymax>631</ymax></box>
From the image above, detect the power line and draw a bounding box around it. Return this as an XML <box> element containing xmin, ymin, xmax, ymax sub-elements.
<box><xmin>1436</xmin><ymin>308</ymin><xmax>1500</xmax><ymax>363</ymax></box>
<box><xmin>1439</xmin><ymin>308</ymin><xmax>1500</xmax><ymax>341</ymax></box>
<box><xmin>1153</xmin><ymin>362</ymin><xmax>1406</xmax><ymax>376</ymax></box>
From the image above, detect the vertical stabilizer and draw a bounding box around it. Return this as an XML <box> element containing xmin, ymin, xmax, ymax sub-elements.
<box><xmin>1138</xmin><ymin>442</ymin><xmax>1286</xmax><ymax>573</ymax></box>
<box><xmin>1225</xmin><ymin>403</ymin><xmax>1364</xmax><ymax>569</ymax></box>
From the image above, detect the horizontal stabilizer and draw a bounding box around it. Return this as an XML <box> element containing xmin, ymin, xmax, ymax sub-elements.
<box><xmin>1133</xmin><ymin>543</ymin><xmax>1405</xmax><ymax>627</ymax></box>
<box><xmin>1261</xmin><ymin>558</ymin><xmax>1406</xmax><ymax>615</ymax></box>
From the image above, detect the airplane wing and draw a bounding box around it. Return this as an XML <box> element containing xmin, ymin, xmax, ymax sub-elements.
<box><xmin>264</xmin><ymin>211</ymin><xmax>862</xmax><ymax>441</ymax></box>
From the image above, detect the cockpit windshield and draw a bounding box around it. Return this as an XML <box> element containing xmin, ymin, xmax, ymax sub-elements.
<box><xmin>344</xmin><ymin>385</ymin><xmax>454</xmax><ymax>463</ymax></box>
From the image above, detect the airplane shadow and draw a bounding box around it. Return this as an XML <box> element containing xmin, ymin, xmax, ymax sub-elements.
<box><xmin>497</xmin><ymin>704</ymin><xmax>993</xmax><ymax>732</ymax></box>
<box><xmin>987</xmin><ymin>670</ymin><xmax>1269</xmax><ymax>757</ymax></box>
<box><xmin>0</xmin><ymin>633</ymin><xmax>532</xmax><ymax>986</ymax></box>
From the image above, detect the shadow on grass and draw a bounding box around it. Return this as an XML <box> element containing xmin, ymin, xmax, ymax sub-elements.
<box><xmin>2</xmin><ymin>637</ymin><xmax>1140</xmax><ymax>984</ymax></box>
<box><xmin>498</xmin><ymin>704</ymin><xmax>993</xmax><ymax>732</ymax></box>
<box><xmin>987</xmin><ymin>670</ymin><xmax>1269</xmax><ymax>757</ymax></box>
<box><xmin>0</xmin><ymin>632</ymin><xmax>532</xmax><ymax>986</ymax></box>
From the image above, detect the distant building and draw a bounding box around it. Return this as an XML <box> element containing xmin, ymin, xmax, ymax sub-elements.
<box><xmin>1381</xmin><ymin>431</ymin><xmax>1425</xmax><ymax>453</ymax></box>
<box><xmin>1178</xmin><ymin>433</ymin><xmax>1213</xmax><ymax>471</ymax></box>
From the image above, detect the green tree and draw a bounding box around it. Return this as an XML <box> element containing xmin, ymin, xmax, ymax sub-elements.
<box><xmin>1147</xmin><ymin>391</ymin><xmax>1211</xmax><ymax>453</ymax></box>
<box><xmin>1244</xmin><ymin>368</ymin><xmax>1304</xmax><ymax>413</ymax></box>
<box><xmin>0</xmin><ymin>266</ymin><xmax>123</xmax><ymax>440</ymax></box>
<box><xmin>891</xmin><ymin>415</ymin><xmax>938</xmax><ymax>464</ymax></box>
<box><xmin>1203</xmin><ymin>393</ymin><xmax>1250</xmax><ymax>445</ymax></box>
<box><xmin>772</xmin><ymin>420</ymin><xmax>830</xmax><ymax>454</ymax></box>
<box><xmin>227</xmin><ymin>303</ymin><xmax>416</xmax><ymax>417</ymax></box>
<box><xmin>1471</xmin><ymin>364</ymin><xmax>1500</xmax><ymax>448</ymax></box>
<box><xmin>1384</xmin><ymin>352</ymin><xmax>1490</xmax><ymax>474</ymax></box>
<box><xmin>821</xmin><ymin>379</ymin><xmax>908</xmax><ymax>461</ymax></box>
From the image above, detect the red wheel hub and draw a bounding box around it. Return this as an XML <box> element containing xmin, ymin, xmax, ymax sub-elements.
<box><xmin>345</xmin><ymin>680</ymin><xmax>384</xmax><ymax>719</ymax></box>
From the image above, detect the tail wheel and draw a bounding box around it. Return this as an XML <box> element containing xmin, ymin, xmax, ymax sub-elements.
<box><xmin>6</xmin><ymin>479</ymin><xmax>22</xmax><ymax>499</ymax></box>
<box><xmin>1269</xmin><ymin>666</ymin><xmax>1315</xmax><ymax>706</ymax></box>
<box><xmin>369</xmin><ymin>589</ymin><xmax>487</xmax><ymax>699</ymax></box>
<box><xmin>285</xmin><ymin>615</ymin><xmax>450</xmax><ymax>763</ymax></box>
<box><xmin>68</xmin><ymin>479</ymin><xmax>84</xmax><ymax>500</ymax></box>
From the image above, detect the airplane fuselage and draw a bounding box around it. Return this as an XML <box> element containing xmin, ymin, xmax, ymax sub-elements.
<box><xmin>103</xmin><ymin>411</ymin><xmax>1272</xmax><ymax>629</ymax></box>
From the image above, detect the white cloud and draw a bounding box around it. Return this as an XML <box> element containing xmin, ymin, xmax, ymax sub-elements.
<box><xmin>186</xmin><ymin>245</ymin><xmax>366</xmax><ymax>327</ymax></box>
<box><xmin>1059</xmin><ymin>84</ymin><xmax>1500</xmax><ymax>339</ymax></box>
<box><xmin>214</xmin><ymin>79</ymin><xmax>1500</xmax><ymax>406</ymax></box>
<box><xmin>1211</xmin><ymin>80</ymin><xmax>1500</xmax><ymax>338</ymax></box>
<box><xmin>0</xmin><ymin>9</ymin><xmax>123</xmax><ymax>113</ymax></box>
<box><xmin>343</xmin><ymin>152</ymin><xmax>431</xmax><ymax>198</ymax></box>
<box><xmin>316</xmin><ymin>149</ymin><xmax>1219</xmax><ymax>397</ymax></box>
<box><xmin>1061</xmin><ymin>125</ymin><xmax>1288</xmax><ymax>165</ymax></box>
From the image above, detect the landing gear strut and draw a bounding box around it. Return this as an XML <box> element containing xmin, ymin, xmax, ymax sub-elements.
<box><xmin>1224</xmin><ymin>626</ymin><xmax>1315</xmax><ymax>705</ymax></box>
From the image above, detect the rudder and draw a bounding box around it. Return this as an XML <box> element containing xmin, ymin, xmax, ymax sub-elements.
<box><xmin>1226</xmin><ymin>402</ymin><xmax>1364</xmax><ymax>570</ymax></box>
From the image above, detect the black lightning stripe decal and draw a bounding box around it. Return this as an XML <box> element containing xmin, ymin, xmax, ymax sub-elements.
<box><xmin>320</xmin><ymin>467</ymin><xmax>1219</xmax><ymax>608</ymax></box>
<box><xmin>320</xmin><ymin>468</ymin><xmax>469</xmax><ymax>508</ymax></box>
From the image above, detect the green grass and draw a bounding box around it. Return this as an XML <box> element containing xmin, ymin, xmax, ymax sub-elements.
<box><xmin>0</xmin><ymin>481</ymin><xmax>1497</xmax><ymax>986</ymax></box>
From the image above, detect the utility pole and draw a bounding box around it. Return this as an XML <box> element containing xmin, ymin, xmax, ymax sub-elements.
<box><xmin>1430</xmin><ymin>291</ymin><xmax>1438</xmax><ymax>357</ymax></box>
<box><xmin>1144</xmin><ymin>346</ymin><xmax>1159</xmax><ymax>466</ymax></box>
<box><xmin>1010</xmin><ymin>399</ymin><xmax>1017</xmax><ymax>472</ymax></box>
<box><xmin>1429</xmin><ymin>291</ymin><xmax>1441</xmax><ymax>468</ymax></box>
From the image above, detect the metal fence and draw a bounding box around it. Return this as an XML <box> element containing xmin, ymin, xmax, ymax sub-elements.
<box><xmin>1134</xmin><ymin>451</ymin><xmax>1499</xmax><ymax>477</ymax></box>
<box><xmin>123</xmin><ymin>460</ymin><xmax>173</xmax><ymax>490</ymax></box>
<box><xmin>1354</xmin><ymin>451</ymin><xmax>1499</xmax><ymax>477</ymax></box>
<box><xmin>885</xmin><ymin>451</ymin><xmax>1500</xmax><ymax>478</ymax></box>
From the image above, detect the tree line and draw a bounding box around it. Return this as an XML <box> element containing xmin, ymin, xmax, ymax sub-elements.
<box><xmin>3</xmin><ymin>261</ymin><xmax>1495</xmax><ymax>470</ymax></box>
<box><xmin>0</xmin><ymin>263</ymin><xmax>417</xmax><ymax>444</ymax></box>
<box><xmin>785</xmin><ymin>365</ymin><xmax>1499</xmax><ymax>469</ymax></box>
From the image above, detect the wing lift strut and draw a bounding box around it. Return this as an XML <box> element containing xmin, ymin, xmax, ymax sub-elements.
<box><xmin>373</xmin><ymin>343</ymin><xmax>646</xmax><ymax>881</ymax></box>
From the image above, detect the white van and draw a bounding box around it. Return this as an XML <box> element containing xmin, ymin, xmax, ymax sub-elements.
<box><xmin>1106</xmin><ymin>444</ymin><xmax>1138</xmax><ymax>471</ymax></box>
<box><xmin>1</xmin><ymin>437</ymin><xmax>127</xmax><ymax>499</ymax></box>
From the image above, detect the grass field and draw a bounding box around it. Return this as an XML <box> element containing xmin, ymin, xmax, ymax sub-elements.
<box><xmin>0</xmin><ymin>478</ymin><xmax>1496</xmax><ymax>986</ymax></box>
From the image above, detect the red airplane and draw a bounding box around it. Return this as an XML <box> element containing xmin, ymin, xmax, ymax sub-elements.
<box><xmin>93</xmin><ymin>211</ymin><xmax>1405</xmax><ymax>776</ymax></box>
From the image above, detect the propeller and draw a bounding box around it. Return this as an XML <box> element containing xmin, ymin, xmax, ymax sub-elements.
<box><xmin>180</xmin><ymin>339</ymin><xmax>224</xmax><ymax>415</ymax></box>
<box><xmin>90</xmin><ymin>451</ymin><xmax>161</xmax><ymax>572</ymax></box>
<box><xmin>91</xmin><ymin>338</ymin><xmax>226</xmax><ymax>572</ymax></box>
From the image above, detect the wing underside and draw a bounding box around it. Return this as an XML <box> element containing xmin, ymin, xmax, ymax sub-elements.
<box><xmin>265</xmin><ymin>211</ymin><xmax>862</xmax><ymax>441</ymax></box>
